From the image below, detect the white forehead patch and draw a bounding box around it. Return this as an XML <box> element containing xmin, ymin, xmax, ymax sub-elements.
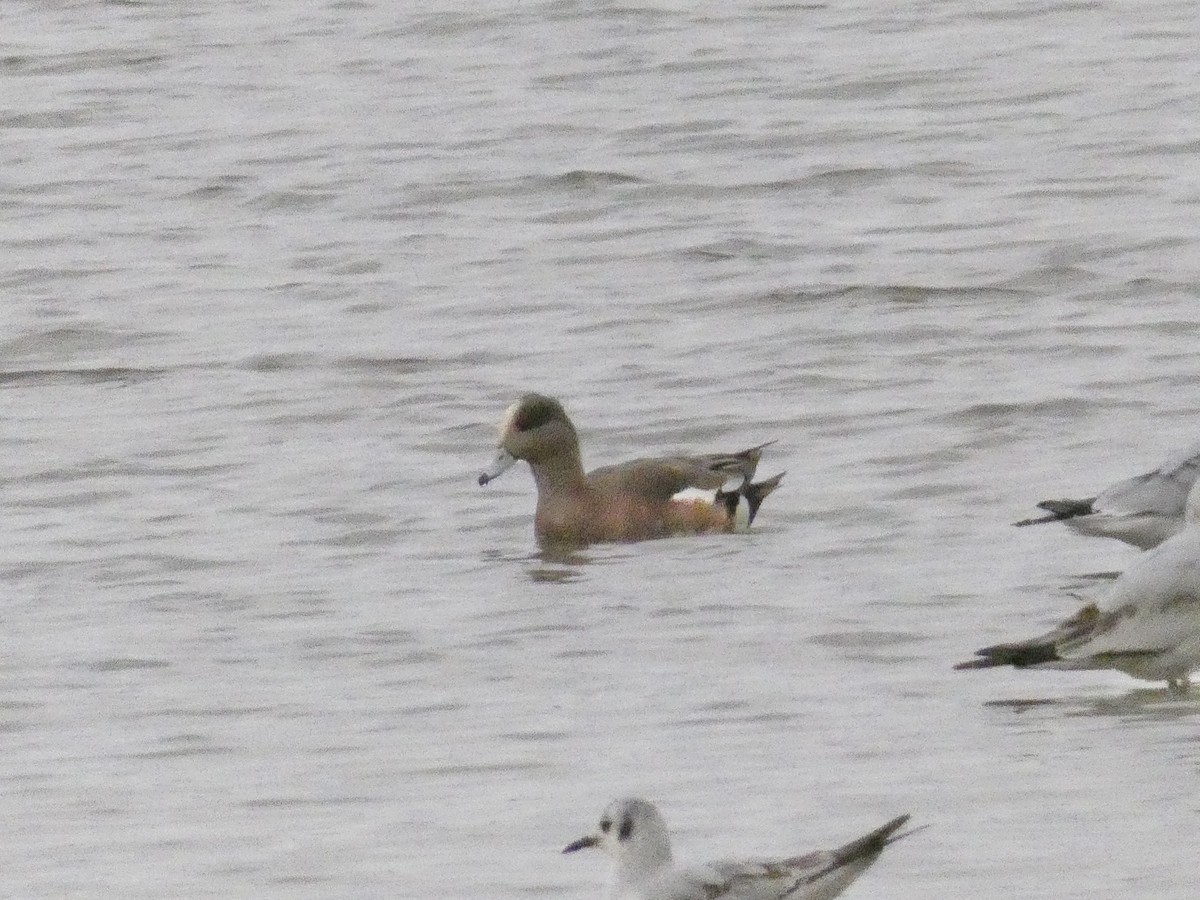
<box><xmin>498</xmin><ymin>400</ymin><xmax>521</xmax><ymax>442</ymax></box>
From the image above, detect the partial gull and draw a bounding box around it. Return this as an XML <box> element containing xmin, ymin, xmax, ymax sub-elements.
<box><xmin>965</xmin><ymin>478</ymin><xmax>1200</xmax><ymax>691</ymax></box>
<box><xmin>1014</xmin><ymin>440</ymin><xmax>1200</xmax><ymax>550</ymax></box>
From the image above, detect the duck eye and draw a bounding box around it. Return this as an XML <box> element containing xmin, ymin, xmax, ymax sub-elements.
<box><xmin>599</xmin><ymin>819</ymin><xmax>611</xmax><ymax>833</ymax></box>
<box><xmin>619</xmin><ymin>815</ymin><xmax>633</xmax><ymax>840</ymax></box>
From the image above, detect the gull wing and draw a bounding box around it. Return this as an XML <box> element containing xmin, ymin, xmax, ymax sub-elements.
<box><xmin>1091</xmin><ymin>450</ymin><xmax>1200</xmax><ymax>519</ymax></box>
<box><xmin>647</xmin><ymin>814</ymin><xmax>912</xmax><ymax>900</ymax></box>
<box><xmin>651</xmin><ymin>855</ymin><xmax>824</xmax><ymax>900</ymax></box>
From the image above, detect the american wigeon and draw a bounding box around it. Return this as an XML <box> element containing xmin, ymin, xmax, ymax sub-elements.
<box><xmin>478</xmin><ymin>393</ymin><xmax>784</xmax><ymax>548</ymax></box>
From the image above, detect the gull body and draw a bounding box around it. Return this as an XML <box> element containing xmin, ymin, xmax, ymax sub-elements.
<box><xmin>964</xmin><ymin>478</ymin><xmax>1200</xmax><ymax>690</ymax></box>
<box><xmin>562</xmin><ymin>797</ymin><xmax>914</xmax><ymax>900</ymax></box>
<box><xmin>479</xmin><ymin>394</ymin><xmax>783</xmax><ymax>549</ymax></box>
<box><xmin>1014</xmin><ymin>440</ymin><xmax>1200</xmax><ymax>549</ymax></box>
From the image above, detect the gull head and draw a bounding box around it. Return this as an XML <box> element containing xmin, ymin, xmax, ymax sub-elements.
<box><xmin>563</xmin><ymin>797</ymin><xmax>673</xmax><ymax>884</ymax></box>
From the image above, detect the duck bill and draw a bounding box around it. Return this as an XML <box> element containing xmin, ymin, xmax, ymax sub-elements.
<box><xmin>562</xmin><ymin>834</ymin><xmax>598</xmax><ymax>854</ymax></box>
<box><xmin>478</xmin><ymin>449</ymin><xmax>517</xmax><ymax>486</ymax></box>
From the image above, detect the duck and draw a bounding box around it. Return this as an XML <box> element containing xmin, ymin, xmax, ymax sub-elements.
<box><xmin>478</xmin><ymin>394</ymin><xmax>783</xmax><ymax>549</ymax></box>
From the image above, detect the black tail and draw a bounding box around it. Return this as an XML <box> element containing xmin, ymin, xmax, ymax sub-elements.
<box><xmin>1013</xmin><ymin>496</ymin><xmax>1096</xmax><ymax>527</ymax></box>
<box><xmin>716</xmin><ymin>471</ymin><xmax>785</xmax><ymax>525</ymax></box>
<box><xmin>745</xmin><ymin>471</ymin><xmax>785</xmax><ymax>523</ymax></box>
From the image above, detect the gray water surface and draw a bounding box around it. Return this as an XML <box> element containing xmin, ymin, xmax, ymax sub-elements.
<box><xmin>3</xmin><ymin>1</ymin><xmax>1200</xmax><ymax>898</ymax></box>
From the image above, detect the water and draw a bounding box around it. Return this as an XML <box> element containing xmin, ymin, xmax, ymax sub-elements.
<box><xmin>2</xmin><ymin>1</ymin><xmax>1200</xmax><ymax>897</ymax></box>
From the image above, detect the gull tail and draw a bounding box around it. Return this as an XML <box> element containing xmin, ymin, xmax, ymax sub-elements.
<box><xmin>1013</xmin><ymin>496</ymin><xmax>1096</xmax><ymax>527</ymax></box>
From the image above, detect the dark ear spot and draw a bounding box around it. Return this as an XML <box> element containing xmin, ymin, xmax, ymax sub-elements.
<box><xmin>599</xmin><ymin>818</ymin><xmax>611</xmax><ymax>833</ymax></box>
<box><xmin>514</xmin><ymin>396</ymin><xmax>561</xmax><ymax>432</ymax></box>
<box><xmin>619</xmin><ymin>815</ymin><xmax>633</xmax><ymax>840</ymax></box>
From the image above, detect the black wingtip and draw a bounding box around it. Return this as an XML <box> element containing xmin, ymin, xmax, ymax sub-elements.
<box><xmin>829</xmin><ymin>813</ymin><xmax>912</xmax><ymax>866</ymax></box>
<box><xmin>1013</xmin><ymin>512</ymin><xmax>1063</xmax><ymax>527</ymax></box>
<box><xmin>955</xmin><ymin>642</ymin><xmax>1061</xmax><ymax>670</ymax></box>
<box><xmin>1013</xmin><ymin>496</ymin><xmax>1097</xmax><ymax>526</ymax></box>
<box><xmin>871</xmin><ymin>813</ymin><xmax>913</xmax><ymax>846</ymax></box>
<box><xmin>1037</xmin><ymin>497</ymin><xmax>1097</xmax><ymax>519</ymax></box>
<box><xmin>954</xmin><ymin>657</ymin><xmax>1002</xmax><ymax>670</ymax></box>
<box><xmin>781</xmin><ymin>814</ymin><xmax>917</xmax><ymax>899</ymax></box>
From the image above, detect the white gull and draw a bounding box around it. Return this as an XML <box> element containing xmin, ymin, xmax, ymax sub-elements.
<box><xmin>562</xmin><ymin>797</ymin><xmax>916</xmax><ymax>900</ymax></box>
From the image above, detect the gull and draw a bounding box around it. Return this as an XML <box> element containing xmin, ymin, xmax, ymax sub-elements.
<box><xmin>1014</xmin><ymin>440</ymin><xmax>1200</xmax><ymax>549</ymax></box>
<box><xmin>962</xmin><ymin>479</ymin><xmax>1200</xmax><ymax>691</ymax></box>
<box><xmin>562</xmin><ymin>797</ymin><xmax>916</xmax><ymax>900</ymax></box>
